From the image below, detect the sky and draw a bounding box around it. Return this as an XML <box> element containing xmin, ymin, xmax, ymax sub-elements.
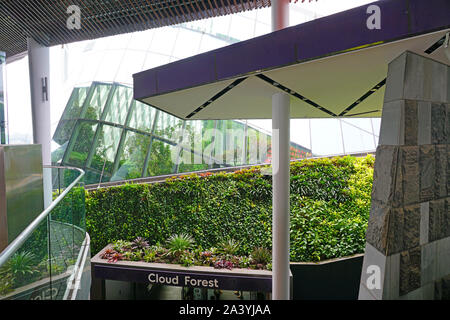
<box><xmin>3</xmin><ymin>0</ymin><xmax>378</xmax><ymax>155</ymax></box>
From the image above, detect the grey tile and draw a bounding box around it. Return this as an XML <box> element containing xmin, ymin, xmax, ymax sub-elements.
<box><xmin>384</xmin><ymin>52</ymin><xmax>407</xmax><ymax>103</ymax></box>
<box><xmin>403</xmin><ymin>204</ymin><xmax>420</xmax><ymax>251</ymax></box>
<box><xmin>399</xmin><ymin>247</ymin><xmax>421</xmax><ymax>296</ymax></box>
<box><xmin>417</xmin><ymin>101</ymin><xmax>432</xmax><ymax>145</ymax></box>
<box><xmin>420</xmin><ymin>202</ymin><xmax>430</xmax><ymax>245</ymax></box>
<box><xmin>372</xmin><ymin>146</ymin><xmax>399</xmax><ymax>205</ymax></box>
<box><xmin>383</xmin><ymin>253</ymin><xmax>400</xmax><ymax>300</ymax></box>
<box><xmin>431</xmin><ymin>59</ymin><xmax>448</xmax><ymax>103</ymax></box>
<box><xmin>431</xmin><ymin>103</ymin><xmax>446</xmax><ymax>144</ymax></box>
<box><xmin>358</xmin><ymin>283</ymin><xmax>377</xmax><ymax>300</ymax></box>
<box><xmin>379</xmin><ymin>100</ymin><xmax>404</xmax><ymax>146</ymax></box>
<box><xmin>404</xmin><ymin>100</ymin><xmax>418</xmax><ymax>146</ymax></box>
<box><xmin>419</xmin><ymin>145</ymin><xmax>435</xmax><ymax>202</ymax></box>
<box><xmin>436</xmin><ymin>237</ymin><xmax>450</xmax><ymax>279</ymax></box>
<box><xmin>403</xmin><ymin>52</ymin><xmax>425</xmax><ymax>101</ymax></box>
<box><xmin>434</xmin><ymin>145</ymin><xmax>447</xmax><ymax>199</ymax></box>
<box><xmin>421</xmin><ymin>241</ymin><xmax>437</xmax><ymax>285</ymax></box>
<box><xmin>360</xmin><ymin>243</ymin><xmax>387</xmax><ymax>300</ymax></box>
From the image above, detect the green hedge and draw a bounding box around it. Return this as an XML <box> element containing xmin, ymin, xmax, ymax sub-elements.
<box><xmin>85</xmin><ymin>155</ymin><xmax>374</xmax><ymax>262</ymax></box>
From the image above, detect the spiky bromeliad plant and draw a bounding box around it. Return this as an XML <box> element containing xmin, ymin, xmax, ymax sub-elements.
<box><xmin>217</xmin><ymin>239</ymin><xmax>240</xmax><ymax>257</ymax></box>
<box><xmin>166</xmin><ymin>233</ymin><xmax>195</xmax><ymax>257</ymax></box>
<box><xmin>131</xmin><ymin>237</ymin><xmax>149</xmax><ymax>251</ymax></box>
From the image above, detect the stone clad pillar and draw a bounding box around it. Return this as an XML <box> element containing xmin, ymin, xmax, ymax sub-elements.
<box><xmin>359</xmin><ymin>51</ymin><xmax>450</xmax><ymax>300</ymax></box>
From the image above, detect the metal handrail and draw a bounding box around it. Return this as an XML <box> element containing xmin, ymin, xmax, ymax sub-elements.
<box><xmin>0</xmin><ymin>165</ymin><xmax>85</xmax><ymax>267</ymax></box>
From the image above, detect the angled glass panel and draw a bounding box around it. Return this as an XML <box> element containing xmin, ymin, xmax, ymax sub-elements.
<box><xmin>153</xmin><ymin>112</ymin><xmax>183</xmax><ymax>141</ymax></box>
<box><xmin>67</xmin><ymin>121</ymin><xmax>98</xmax><ymax>167</ymax></box>
<box><xmin>83</xmin><ymin>83</ymin><xmax>112</xmax><ymax>120</ymax></box>
<box><xmin>53</xmin><ymin>87</ymin><xmax>90</xmax><ymax>148</ymax></box>
<box><xmin>112</xmin><ymin>130</ymin><xmax>151</xmax><ymax>181</ymax></box>
<box><xmin>145</xmin><ymin>139</ymin><xmax>177</xmax><ymax>177</ymax></box>
<box><xmin>84</xmin><ymin>169</ymin><xmax>102</xmax><ymax>186</ymax></box>
<box><xmin>215</xmin><ymin>120</ymin><xmax>245</xmax><ymax>166</ymax></box>
<box><xmin>114</xmin><ymin>50</ymin><xmax>147</xmax><ymax>86</ymax></box>
<box><xmin>89</xmin><ymin>124</ymin><xmax>123</xmax><ymax>174</ymax></box>
<box><xmin>310</xmin><ymin>119</ymin><xmax>344</xmax><ymax>155</ymax></box>
<box><xmin>177</xmin><ymin>148</ymin><xmax>210</xmax><ymax>173</ymax></box>
<box><xmin>246</xmin><ymin>126</ymin><xmax>260</xmax><ymax>165</ymax></box>
<box><xmin>103</xmin><ymin>85</ymin><xmax>133</xmax><ymax>125</ymax></box>
<box><xmin>341</xmin><ymin>121</ymin><xmax>376</xmax><ymax>153</ymax></box>
<box><xmin>128</xmin><ymin>101</ymin><xmax>156</xmax><ymax>133</ymax></box>
<box><xmin>62</xmin><ymin>87</ymin><xmax>89</xmax><ymax>120</ymax></box>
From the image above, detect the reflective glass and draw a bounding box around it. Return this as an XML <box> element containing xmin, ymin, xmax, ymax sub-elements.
<box><xmin>77</xmin><ymin>52</ymin><xmax>104</xmax><ymax>84</ymax></box>
<box><xmin>172</xmin><ymin>29</ymin><xmax>202</xmax><ymax>59</ymax></box>
<box><xmin>114</xmin><ymin>50</ymin><xmax>147</xmax><ymax>85</ymax></box>
<box><xmin>113</xmin><ymin>131</ymin><xmax>151</xmax><ymax>181</ymax></box>
<box><xmin>83</xmin><ymin>84</ymin><xmax>112</xmax><ymax>120</ymax></box>
<box><xmin>151</xmin><ymin>27</ymin><xmax>179</xmax><ymax>56</ymax></box>
<box><xmin>89</xmin><ymin>124</ymin><xmax>123</xmax><ymax>174</ymax></box>
<box><xmin>341</xmin><ymin>120</ymin><xmax>376</xmax><ymax>153</ymax></box>
<box><xmin>0</xmin><ymin>168</ymin><xmax>86</xmax><ymax>300</ymax></box>
<box><xmin>0</xmin><ymin>218</ymin><xmax>50</xmax><ymax>299</ymax></box>
<box><xmin>145</xmin><ymin>139</ymin><xmax>177</xmax><ymax>177</ymax></box>
<box><xmin>104</xmin><ymin>85</ymin><xmax>133</xmax><ymax>125</ymax></box>
<box><xmin>62</xmin><ymin>87</ymin><xmax>89</xmax><ymax>120</ymax></box>
<box><xmin>177</xmin><ymin>149</ymin><xmax>210</xmax><ymax>173</ymax></box>
<box><xmin>67</xmin><ymin>121</ymin><xmax>98</xmax><ymax>167</ymax></box>
<box><xmin>128</xmin><ymin>101</ymin><xmax>156</xmax><ymax>133</ymax></box>
<box><xmin>95</xmin><ymin>49</ymin><xmax>127</xmax><ymax>82</ymax></box>
<box><xmin>153</xmin><ymin>112</ymin><xmax>183</xmax><ymax>141</ymax></box>
<box><xmin>310</xmin><ymin>119</ymin><xmax>344</xmax><ymax>155</ymax></box>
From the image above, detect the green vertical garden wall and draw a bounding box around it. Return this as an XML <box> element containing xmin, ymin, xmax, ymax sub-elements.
<box><xmin>85</xmin><ymin>155</ymin><xmax>374</xmax><ymax>262</ymax></box>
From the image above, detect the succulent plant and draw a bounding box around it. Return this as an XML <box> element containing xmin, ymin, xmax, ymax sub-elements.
<box><xmin>111</xmin><ymin>240</ymin><xmax>132</xmax><ymax>253</ymax></box>
<box><xmin>131</xmin><ymin>237</ymin><xmax>149</xmax><ymax>251</ymax></box>
<box><xmin>214</xmin><ymin>259</ymin><xmax>234</xmax><ymax>270</ymax></box>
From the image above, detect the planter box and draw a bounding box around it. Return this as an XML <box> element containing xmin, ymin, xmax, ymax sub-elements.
<box><xmin>290</xmin><ymin>254</ymin><xmax>364</xmax><ymax>300</ymax></box>
<box><xmin>91</xmin><ymin>245</ymin><xmax>293</xmax><ymax>300</ymax></box>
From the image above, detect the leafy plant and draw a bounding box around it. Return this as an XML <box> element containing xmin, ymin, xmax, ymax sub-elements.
<box><xmin>166</xmin><ymin>233</ymin><xmax>195</xmax><ymax>254</ymax></box>
<box><xmin>112</xmin><ymin>240</ymin><xmax>132</xmax><ymax>253</ymax></box>
<box><xmin>131</xmin><ymin>237</ymin><xmax>149</xmax><ymax>251</ymax></box>
<box><xmin>250</xmin><ymin>247</ymin><xmax>271</xmax><ymax>265</ymax></box>
<box><xmin>214</xmin><ymin>259</ymin><xmax>234</xmax><ymax>270</ymax></box>
<box><xmin>87</xmin><ymin>155</ymin><xmax>374</xmax><ymax>262</ymax></box>
<box><xmin>217</xmin><ymin>239</ymin><xmax>240</xmax><ymax>256</ymax></box>
<box><xmin>0</xmin><ymin>251</ymin><xmax>39</xmax><ymax>288</ymax></box>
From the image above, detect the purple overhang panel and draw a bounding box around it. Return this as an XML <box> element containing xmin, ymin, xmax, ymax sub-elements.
<box><xmin>133</xmin><ymin>0</ymin><xmax>450</xmax><ymax>119</ymax></box>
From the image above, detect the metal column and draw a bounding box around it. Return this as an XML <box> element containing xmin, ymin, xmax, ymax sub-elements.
<box><xmin>271</xmin><ymin>0</ymin><xmax>291</xmax><ymax>300</ymax></box>
<box><xmin>28</xmin><ymin>38</ymin><xmax>52</xmax><ymax>208</ymax></box>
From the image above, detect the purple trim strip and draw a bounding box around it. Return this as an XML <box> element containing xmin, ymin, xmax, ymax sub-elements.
<box><xmin>133</xmin><ymin>0</ymin><xmax>450</xmax><ymax>101</ymax></box>
<box><xmin>93</xmin><ymin>263</ymin><xmax>273</xmax><ymax>292</ymax></box>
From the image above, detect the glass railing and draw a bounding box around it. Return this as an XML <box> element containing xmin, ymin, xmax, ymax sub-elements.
<box><xmin>0</xmin><ymin>166</ymin><xmax>89</xmax><ymax>300</ymax></box>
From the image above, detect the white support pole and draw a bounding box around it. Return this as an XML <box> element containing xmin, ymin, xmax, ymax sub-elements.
<box><xmin>272</xmin><ymin>93</ymin><xmax>291</xmax><ymax>300</ymax></box>
<box><xmin>271</xmin><ymin>0</ymin><xmax>291</xmax><ymax>300</ymax></box>
<box><xmin>28</xmin><ymin>38</ymin><xmax>52</xmax><ymax>209</ymax></box>
<box><xmin>271</xmin><ymin>0</ymin><xmax>290</xmax><ymax>32</ymax></box>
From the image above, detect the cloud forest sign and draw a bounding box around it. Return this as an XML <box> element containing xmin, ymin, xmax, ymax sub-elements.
<box><xmin>91</xmin><ymin>246</ymin><xmax>286</xmax><ymax>293</ymax></box>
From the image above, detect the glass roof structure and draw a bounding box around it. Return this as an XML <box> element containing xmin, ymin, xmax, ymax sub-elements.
<box><xmin>5</xmin><ymin>1</ymin><xmax>381</xmax><ymax>156</ymax></box>
<box><xmin>52</xmin><ymin>81</ymin><xmax>311</xmax><ymax>185</ymax></box>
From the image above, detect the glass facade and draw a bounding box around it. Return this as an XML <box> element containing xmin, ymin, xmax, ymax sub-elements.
<box><xmin>0</xmin><ymin>51</ymin><xmax>6</xmax><ymax>144</ymax></box>
<box><xmin>52</xmin><ymin>82</ymin><xmax>312</xmax><ymax>185</ymax></box>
